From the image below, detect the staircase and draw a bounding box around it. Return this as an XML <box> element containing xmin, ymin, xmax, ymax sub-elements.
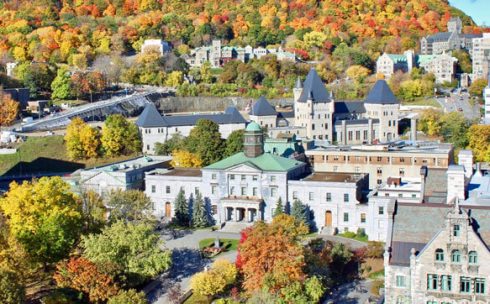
<box><xmin>320</xmin><ymin>226</ymin><xmax>335</xmax><ymax>235</ymax></box>
<box><xmin>220</xmin><ymin>221</ymin><xmax>253</xmax><ymax>233</ymax></box>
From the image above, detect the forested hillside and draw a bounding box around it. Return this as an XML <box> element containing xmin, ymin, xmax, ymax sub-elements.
<box><xmin>0</xmin><ymin>0</ymin><xmax>481</xmax><ymax>64</ymax></box>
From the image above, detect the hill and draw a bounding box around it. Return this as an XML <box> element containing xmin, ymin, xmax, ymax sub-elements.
<box><xmin>0</xmin><ymin>0</ymin><xmax>482</xmax><ymax>65</ymax></box>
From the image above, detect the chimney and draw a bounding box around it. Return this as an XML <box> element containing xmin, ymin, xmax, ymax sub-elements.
<box><xmin>420</xmin><ymin>166</ymin><xmax>427</xmax><ymax>203</ymax></box>
<box><xmin>458</xmin><ymin>150</ymin><xmax>473</xmax><ymax>179</ymax></box>
<box><xmin>446</xmin><ymin>165</ymin><xmax>465</xmax><ymax>203</ymax></box>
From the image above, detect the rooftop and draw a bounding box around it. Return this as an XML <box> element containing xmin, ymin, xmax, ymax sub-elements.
<box><xmin>249</xmin><ymin>96</ymin><xmax>277</xmax><ymax>116</ymax></box>
<box><xmin>307</xmin><ymin>142</ymin><xmax>453</xmax><ymax>154</ymax></box>
<box><xmin>365</xmin><ymin>80</ymin><xmax>399</xmax><ymax>105</ymax></box>
<box><xmin>148</xmin><ymin>167</ymin><xmax>202</xmax><ymax>177</ymax></box>
<box><xmin>87</xmin><ymin>156</ymin><xmax>171</xmax><ymax>173</ymax></box>
<box><xmin>205</xmin><ymin>152</ymin><xmax>305</xmax><ymax>172</ymax></box>
<box><xmin>297</xmin><ymin>69</ymin><xmax>331</xmax><ymax>103</ymax></box>
<box><xmin>302</xmin><ymin>172</ymin><xmax>367</xmax><ymax>183</ymax></box>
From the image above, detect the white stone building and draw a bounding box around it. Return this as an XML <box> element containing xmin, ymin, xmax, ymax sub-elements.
<box><xmin>472</xmin><ymin>33</ymin><xmax>490</xmax><ymax>79</ymax></box>
<box><xmin>484</xmin><ymin>78</ymin><xmax>490</xmax><ymax>125</ymax></box>
<box><xmin>145</xmin><ymin>122</ymin><xmax>393</xmax><ymax>241</ymax></box>
<box><xmin>136</xmin><ymin>104</ymin><xmax>247</xmax><ymax>154</ymax></box>
<box><xmin>141</xmin><ymin>39</ymin><xmax>171</xmax><ymax>56</ymax></box>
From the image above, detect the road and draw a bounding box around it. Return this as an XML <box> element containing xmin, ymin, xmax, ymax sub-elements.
<box><xmin>323</xmin><ymin>280</ymin><xmax>377</xmax><ymax>304</ymax></box>
<box><xmin>436</xmin><ymin>92</ymin><xmax>481</xmax><ymax>121</ymax></box>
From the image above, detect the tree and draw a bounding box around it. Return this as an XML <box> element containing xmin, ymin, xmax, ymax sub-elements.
<box><xmin>238</xmin><ymin>218</ymin><xmax>306</xmax><ymax>293</ymax></box>
<box><xmin>107</xmin><ymin>189</ymin><xmax>153</xmax><ymax>222</ymax></box>
<box><xmin>346</xmin><ymin>65</ymin><xmax>370</xmax><ymax>83</ymax></box>
<box><xmin>54</xmin><ymin>257</ymin><xmax>119</xmax><ymax>303</ymax></box>
<box><xmin>170</xmin><ymin>150</ymin><xmax>203</xmax><ymax>168</ymax></box>
<box><xmin>273</xmin><ymin>197</ymin><xmax>284</xmax><ymax>217</ymax></box>
<box><xmin>279</xmin><ymin>276</ymin><xmax>325</xmax><ymax>303</ymax></box>
<box><xmin>452</xmin><ymin>50</ymin><xmax>472</xmax><ymax>74</ymax></box>
<box><xmin>107</xmin><ymin>289</ymin><xmax>148</xmax><ymax>304</ymax></box>
<box><xmin>200</xmin><ymin>61</ymin><xmax>213</xmax><ymax>83</ymax></box>
<box><xmin>192</xmin><ymin>191</ymin><xmax>209</xmax><ymax>228</ymax></box>
<box><xmin>186</xmin><ymin>119</ymin><xmax>224</xmax><ymax>166</ymax></box>
<box><xmin>224</xmin><ymin>129</ymin><xmax>244</xmax><ymax>157</ymax></box>
<box><xmin>101</xmin><ymin>114</ymin><xmax>141</xmax><ymax>156</ymax></box>
<box><xmin>165</xmin><ymin>71</ymin><xmax>184</xmax><ymax>87</ymax></box>
<box><xmin>79</xmin><ymin>189</ymin><xmax>106</xmax><ymax>233</ymax></box>
<box><xmin>291</xmin><ymin>199</ymin><xmax>308</xmax><ymax>227</ymax></box>
<box><xmin>0</xmin><ymin>177</ymin><xmax>82</xmax><ymax>265</ymax></box>
<box><xmin>418</xmin><ymin>109</ymin><xmax>442</xmax><ymax>136</ymax></box>
<box><xmin>190</xmin><ymin>259</ymin><xmax>237</xmax><ymax>298</ymax></box>
<box><xmin>439</xmin><ymin>112</ymin><xmax>470</xmax><ymax>148</ymax></box>
<box><xmin>154</xmin><ymin>133</ymin><xmax>186</xmax><ymax>155</ymax></box>
<box><xmin>467</xmin><ymin>125</ymin><xmax>490</xmax><ymax>162</ymax></box>
<box><xmin>173</xmin><ymin>188</ymin><xmax>190</xmax><ymax>226</ymax></box>
<box><xmin>469</xmin><ymin>78</ymin><xmax>488</xmax><ymax>97</ymax></box>
<box><xmin>65</xmin><ymin>117</ymin><xmax>101</xmax><ymax>159</ymax></box>
<box><xmin>51</xmin><ymin>67</ymin><xmax>73</xmax><ymax>100</ymax></box>
<box><xmin>0</xmin><ymin>268</ymin><xmax>25</xmax><ymax>304</ymax></box>
<box><xmin>81</xmin><ymin>221</ymin><xmax>171</xmax><ymax>286</ymax></box>
<box><xmin>0</xmin><ymin>91</ymin><xmax>19</xmax><ymax>127</ymax></box>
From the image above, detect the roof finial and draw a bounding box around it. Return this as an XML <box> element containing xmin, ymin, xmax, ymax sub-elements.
<box><xmin>295</xmin><ymin>77</ymin><xmax>303</xmax><ymax>89</ymax></box>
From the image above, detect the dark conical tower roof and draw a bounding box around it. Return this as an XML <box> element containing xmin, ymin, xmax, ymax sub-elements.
<box><xmin>250</xmin><ymin>96</ymin><xmax>277</xmax><ymax>116</ymax></box>
<box><xmin>297</xmin><ymin>69</ymin><xmax>331</xmax><ymax>103</ymax></box>
<box><xmin>136</xmin><ymin>103</ymin><xmax>168</xmax><ymax>127</ymax></box>
<box><xmin>365</xmin><ymin>80</ymin><xmax>399</xmax><ymax>105</ymax></box>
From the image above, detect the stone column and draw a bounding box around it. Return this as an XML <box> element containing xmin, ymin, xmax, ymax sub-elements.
<box><xmin>368</xmin><ymin>119</ymin><xmax>373</xmax><ymax>144</ymax></box>
<box><xmin>341</xmin><ymin>120</ymin><xmax>347</xmax><ymax>145</ymax></box>
<box><xmin>235</xmin><ymin>208</ymin><xmax>240</xmax><ymax>222</ymax></box>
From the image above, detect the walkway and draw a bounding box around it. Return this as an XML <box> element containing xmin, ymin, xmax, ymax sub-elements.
<box><xmin>145</xmin><ymin>229</ymin><xmax>240</xmax><ymax>304</ymax></box>
<box><xmin>323</xmin><ymin>280</ymin><xmax>376</xmax><ymax>304</ymax></box>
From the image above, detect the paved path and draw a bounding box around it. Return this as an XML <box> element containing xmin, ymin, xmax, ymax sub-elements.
<box><xmin>145</xmin><ymin>229</ymin><xmax>240</xmax><ymax>304</ymax></box>
<box><xmin>316</xmin><ymin>235</ymin><xmax>367</xmax><ymax>250</ymax></box>
<box><xmin>323</xmin><ymin>280</ymin><xmax>375</xmax><ymax>304</ymax></box>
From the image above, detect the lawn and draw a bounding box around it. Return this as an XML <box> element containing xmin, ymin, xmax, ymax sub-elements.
<box><xmin>338</xmin><ymin>231</ymin><xmax>369</xmax><ymax>242</ymax></box>
<box><xmin>401</xmin><ymin>97</ymin><xmax>441</xmax><ymax>108</ymax></box>
<box><xmin>0</xmin><ymin>135</ymin><xmax>139</xmax><ymax>176</ymax></box>
<box><xmin>198</xmin><ymin>238</ymin><xmax>239</xmax><ymax>251</ymax></box>
<box><xmin>183</xmin><ymin>293</ymin><xmax>210</xmax><ymax>304</ymax></box>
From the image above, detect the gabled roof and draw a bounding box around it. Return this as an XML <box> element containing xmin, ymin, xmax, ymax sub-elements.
<box><xmin>249</xmin><ymin>96</ymin><xmax>277</xmax><ymax>116</ymax></box>
<box><xmin>365</xmin><ymin>80</ymin><xmax>399</xmax><ymax>105</ymax></box>
<box><xmin>386</xmin><ymin>54</ymin><xmax>407</xmax><ymax>63</ymax></box>
<box><xmin>297</xmin><ymin>69</ymin><xmax>331</xmax><ymax>103</ymax></box>
<box><xmin>204</xmin><ymin>152</ymin><xmax>305</xmax><ymax>172</ymax></box>
<box><xmin>136</xmin><ymin>103</ymin><xmax>168</xmax><ymax>127</ymax></box>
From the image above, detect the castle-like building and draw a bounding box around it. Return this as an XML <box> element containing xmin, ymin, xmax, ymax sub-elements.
<box><xmin>250</xmin><ymin>69</ymin><xmax>400</xmax><ymax>145</ymax></box>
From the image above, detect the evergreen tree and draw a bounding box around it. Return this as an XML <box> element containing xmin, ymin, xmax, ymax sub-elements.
<box><xmin>192</xmin><ymin>192</ymin><xmax>208</xmax><ymax>228</ymax></box>
<box><xmin>291</xmin><ymin>199</ymin><xmax>308</xmax><ymax>226</ymax></box>
<box><xmin>273</xmin><ymin>197</ymin><xmax>284</xmax><ymax>217</ymax></box>
<box><xmin>174</xmin><ymin>188</ymin><xmax>190</xmax><ymax>226</ymax></box>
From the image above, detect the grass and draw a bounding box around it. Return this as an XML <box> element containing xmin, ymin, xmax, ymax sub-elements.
<box><xmin>51</xmin><ymin>99</ymin><xmax>88</xmax><ymax>107</ymax></box>
<box><xmin>338</xmin><ymin>231</ymin><xmax>369</xmax><ymax>242</ymax></box>
<box><xmin>199</xmin><ymin>238</ymin><xmax>239</xmax><ymax>251</ymax></box>
<box><xmin>401</xmin><ymin>97</ymin><xmax>441</xmax><ymax>108</ymax></box>
<box><xmin>183</xmin><ymin>293</ymin><xmax>210</xmax><ymax>304</ymax></box>
<box><xmin>0</xmin><ymin>135</ymin><xmax>139</xmax><ymax>176</ymax></box>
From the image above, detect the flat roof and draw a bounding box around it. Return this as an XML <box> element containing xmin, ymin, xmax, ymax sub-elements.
<box><xmin>302</xmin><ymin>172</ymin><xmax>366</xmax><ymax>183</ymax></box>
<box><xmin>148</xmin><ymin>168</ymin><xmax>202</xmax><ymax>177</ymax></box>
<box><xmin>307</xmin><ymin>142</ymin><xmax>453</xmax><ymax>155</ymax></box>
<box><xmin>87</xmin><ymin>156</ymin><xmax>171</xmax><ymax>173</ymax></box>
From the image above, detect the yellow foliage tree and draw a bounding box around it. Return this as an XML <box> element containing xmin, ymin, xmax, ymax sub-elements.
<box><xmin>190</xmin><ymin>259</ymin><xmax>237</xmax><ymax>298</ymax></box>
<box><xmin>418</xmin><ymin>109</ymin><xmax>442</xmax><ymax>137</ymax></box>
<box><xmin>303</xmin><ymin>31</ymin><xmax>327</xmax><ymax>49</ymax></box>
<box><xmin>467</xmin><ymin>125</ymin><xmax>490</xmax><ymax>162</ymax></box>
<box><xmin>65</xmin><ymin>117</ymin><xmax>101</xmax><ymax>159</ymax></box>
<box><xmin>0</xmin><ymin>92</ymin><xmax>19</xmax><ymax>127</ymax></box>
<box><xmin>346</xmin><ymin>65</ymin><xmax>371</xmax><ymax>83</ymax></box>
<box><xmin>165</xmin><ymin>71</ymin><xmax>183</xmax><ymax>87</ymax></box>
<box><xmin>170</xmin><ymin>150</ymin><xmax>202</xmax><ymax>168</ymax></box>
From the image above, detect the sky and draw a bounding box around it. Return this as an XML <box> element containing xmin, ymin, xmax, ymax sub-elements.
<box><xmin>449</xmin><ymin>0</ymin><xmax>490</xmax><ymax>26</ymax></box>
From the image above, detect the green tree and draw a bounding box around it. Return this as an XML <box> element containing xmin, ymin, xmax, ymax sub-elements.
<box><xmin>439</xmin><ymin>112</ymin><xmax>470</xmax><ymax>148</ymax></box>
<box><xmin>101</xmin><ymin>114</ymin><xmax>141</xmax><ymax>156</ymax></box>
<box><xmin>224</xmin><ymin>129</ymin><xmax>244</xmax><ymax>157</ymax></box>
<box><xmin>154</xmin><ymin>133</ymin><xmax>186</xmax><ymax>156</ymax></box>
<box><xmin>186</xmin><ymin>119</ymin><xmax>224</xmax><ymax>166</ymax></box>
<box><xmin>200</xmin><ymin>61</ymin><xmax>213</xmax><ymax>83</ymax></box>
<box><xmin>273</xmin><ymin>197</ymin><xmax>284</xmax><ymax>217</ymax></box>
<box><xmin>174</xmin><ymin>188</ymin><xmax>190</xmax><ymax>226</ymax></box>
<box><xmin>107</xmin><ymin>289</ymin><xmax>148</xmax><ymax>304</ymax></box>
<box><xmin>279</xmin><ymin>276</ymin><xmax>325</xmax><ymax>303</ymax></box>
<box><xmin>81</xmin><ymin>221</ymin><xmax>171</xmax><ymax>286</ymax></box>
<box><xmin>291</xmin><ymin>199</ymin><xmax>308</xmax><ymax>227</ymax></box>
<box><xmin>192</xmin><ymin>191</ymin><xmax>208</xmax><ymax>228</ymax></box>
<box><xmin>452</xmin><ymin>50</ymin><xmax>472</xmax><ymax>74</ymax></box>
<box><xmin>0</xmin><ymin>177</ymin><xmax>82</xmax><ymax>265</ymax></box>
<box><xmin>469</xmin><ymin>78</ymin><xmax>488</xmax><ymax>97</ymax></box>
<box><xmin>51</xmin><ymin>67</ymin><xmax>73</xmax><ymax>100</ymax></box>
<box><xmin>107</xmin><ymin>189</ymin><xmax>153</xmax><ymax>222</ymax></box>
<box><xmin>0</xmin><ymin>268</ymin><xmax>25</xmax><ymax>304</ymax></box>
<box><xmin>79</xmin><ymin>189</ymin><xmax>107</xmax><ymax>233</ymax></box>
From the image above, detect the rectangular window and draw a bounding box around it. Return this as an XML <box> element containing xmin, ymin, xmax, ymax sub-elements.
<box><xmin>293</xmin><ymin>191</ymin><xmax>298</xmax><ymax>199</ymax></box>
<box><xmin>360</xmin><ymin>213</ymin><xmax>366</xmax><ymax>223</ymax></box>
<box><xmin>454</xmin><ymin>224</ymin><xmax>460</xmax><ymax>236</ymax></box>
<box><xmin>377</xmin><ymin>167</ymin><xmax>382</xmax><ymax>175</ymax></box>
<box><xmin>166</xmin><ymin>186</ymin><xmax>171</xmax><ymax>194</ymax></box>
<box><xmin>460</xmin><ymin>277</ymin><xmax>471</xmax><ymax>293</ymax></box>
<box><xmin>271</xmin><ymin>188</ymin><xmax>277</xmax><ymax>197</ymax></box>
<box><xmin>212</xmin><ymin>173</ymin><xmax>217</xmax><ymax>180</ymax></box>
<box><xmin>441</xmin><ymin>275</ymin><xmax>452</xmax><ymax>291</ymax></box>
<box><xmin>344</xmin><ymin>193</ymin><xmax>349</xmax><ymax>202</ymax></box>
<box><xmin>253</xmin><ymin>175</ymin><xmax>258</xmax><ymax>181</ymax></box>
<box><xmin>399</xmin><ymin>168</ymin><xmax>405</xmax><ymax>176</ymax></box>
<box><xmin>212</xmin><ymin>185</ymin><xmax>217</xmax><ymax>195</ymax></box>
<box><xmin>326</xmin><ymin>193</ymin><xmax>332</xmax><ymax>202</ymax></box>
<box><xmin>475</xmin><ymin>278</ymin><xmax>486</xmax><ymax>294</ymax></box>
<box><xmin>241</xmin><ymin>175</ymin><xmax>246</xmax><ymax>181</ymax></box>
<box><xmin>309</xmin><ymin>192</ymin><xmax>314</xmax><ymax>201</ymax></box>
<box><xmin>151</xmin><ymin>185</ymin><xmax>156</xmax><ymax>193</ymax></box>
<box><xmin>230</xmin><ymin>186</ymin><xmax>235</xmax><ymax>195</ymax></box>
<box><xmin>241</xmin><ymin>187</ymin><xmax>246</xmax><ymax>196</ymax></box>
<box><xmin>343</xmin><ymin>212</ymin><xmax>349</xmax><ymax>222</ymax></box>
<box><xmin>253</xmin><ymin>187</ymin><xmax>258</xmax><ymax>196</ymax></box>
<box><xmin>427</xmin><ymin>274</ymin><xmax>438</xmax><ymax>290</ymax></box>
<box><xmin>396</xmin><ymin>275</ymin><xmax>406</xmax><ymax>287</ymax></box>
<box><xmin>230</xmin><ymin>174</ymin><xmax>235</xmax><ymax>180</ymax></box>
<box><xmin>270</xmin><ymin>175</ymin><xmax>276</xmax><ymax>182</ymax></box>
<box><xmin>379</xmin><ymin>206</ymin><xmax>384</xmax><ymax>215</ymax></box>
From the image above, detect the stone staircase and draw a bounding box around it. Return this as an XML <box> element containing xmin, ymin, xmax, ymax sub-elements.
<box><xmin>319</xmin><ymin>226</ymin><xmax>335</xmax><ymax>235</ymax></box>
<box><xmin>220</xmin><ymin>221</ymin><xmax>253</xmax><ymax>233</ymax></box>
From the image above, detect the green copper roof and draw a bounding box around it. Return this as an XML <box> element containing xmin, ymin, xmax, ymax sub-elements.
<box><xmin>416</xmin><ymin>55</ymin><xmax>437</xmax><ymax>65</ymax></box>
<box><xmin>387</xmin><ymin>54</ymin><xmax>407</xmax><ymax>63</ymax></box>
<box><xmin>205</xmin><ymin>152</ymin><xmax>304</xmax><ymax>172</ymax></box>
<box><xmin>246</xmin><ymin>122</ymin><xmax>262</xmax><ymax>132</ymax></box>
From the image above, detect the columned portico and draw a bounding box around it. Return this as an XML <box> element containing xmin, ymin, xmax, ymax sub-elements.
<box><xmin>222</xmin><ymin>197</ymin><xmax>263</xmax><ymax>224</ymax></box>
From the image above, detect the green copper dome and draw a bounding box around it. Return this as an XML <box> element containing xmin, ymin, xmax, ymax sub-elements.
<box><xmin>246</xmin><ymin>121</ymin><xmax>262</xmax><ymax>132</ymax></box>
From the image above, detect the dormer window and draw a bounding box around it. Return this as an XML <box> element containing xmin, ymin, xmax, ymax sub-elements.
<box><xmin>453</xmin><ymin>224</ymin><xmax>460</xmax><ymax>236</ymax></box>
<box><xmin>435</xmin><ymin>249</ymin><xmax>444</xmax><ymax>262</ymax></box>
<box><xmin>469</xmin><ymin>251</ymin><xmax>478</xmax><ymax>264</ymax></box>
<box><xmin>451</xmin><ymin>250</ymin><xmax>461</xmax><ymax>263</ymax></box>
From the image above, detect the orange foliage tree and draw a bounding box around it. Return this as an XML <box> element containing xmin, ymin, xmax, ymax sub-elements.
<box><xmin>0</xmin><ymin>91</ymin><xmax>19</xmax><ymax>127</ymax></box>
<box><xmin>54</xmin><ymin>257</ymin><xmax>119</xmax><ymax>302</ymax></box>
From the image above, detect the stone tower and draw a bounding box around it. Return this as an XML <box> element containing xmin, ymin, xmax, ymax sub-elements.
<box><xmin>243</xmin><ymin>122</ymin><xmax>264</xmax><ymax>158</ymax></box>
<box><xmin>293</xmin><ymin>77</ymin><xmax>303</xmax><ymax>102</ymax></box>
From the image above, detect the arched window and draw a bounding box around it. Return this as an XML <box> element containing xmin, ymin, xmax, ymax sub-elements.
<box><xmin>469</xmin><ymin>251</ymin><xmax>478</xmax><ymax>264</ymax></box>
<box><xmin>451</xmin><ymin>250</ymin><xmax>461</xmax><ymax>263</ymax></box>
<box><xmin>435</xmin><ymin>249</ymin><xmax>444</xmax><ymax>261</ymax></box>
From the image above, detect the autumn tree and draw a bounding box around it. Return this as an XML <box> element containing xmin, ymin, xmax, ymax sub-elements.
<box><xmin>81</xmin><ymin>221</ymin><xmax>171</xmax><ymax>286</ymax></box>
<box><xmin>51</xmin><ymin>67</ymin><xmax>73</xmax><ymax>100</ymax></box>
<box><xmin>107</xmin><ymin>289</ymin><xmax>148</xmax><ymax>304</ymax></box>
<box><xmin>186</xmin><ymin>119</ymin><xmax>224</xmax><ymax>166</ymax></box>
<box><xmin>418</xmin><ymin>109</ymin><xmax>442</xmax><ymax>136</ymax></box>
<box><xmin>346</xmin><ymin>65</ymin><xmax>371</xmax><ymax>83</ymax></box>
<box><xmin>469</xmin><ymin>78</ymin><xmax>488</xmax><ymax>97</ymax></box>
<box><xmin>54</xmin><ymin>257</ymin><xmax>119</xmax><ymax>302</ymax></box>
<box><xmin>224</xmin><ymin>129</ymin><xmax>244</xmax><ymax>157</ymax></box>
<box><xmin>190</xmin><ymin>259</ymin><xmax>237</xmax><ymax>298</ymax></box>
<box><xmin>154</xmin><ymin>133</ymin><xmax>186</xmax><ymax>156</ymax></box>
<box><xmin>467</xmin><ymin>125</ymin><xmax>490</xmax><ymax>162</ymax></box>
<box><xmin>0</xmin><ymin>177</ymin><xmax>82</xmax><ymax>265</ymax></box>
<box><xmin>170</xmin><ymin>150</ymin><xmax>203</xmax><ymax>168</ymax></box>
<box><xmin>192</xmin><ymin>191</ymin><xmax>208</xmax><ymax>228</ymax></box>
<box><xmin>78</xmin><ymin>189</ymin><xmax>106</xmax><ymax>233</ymax></box>
<box><xmin>106</xmin><ymin>189</ymin><xmax>153</xmax><ymax>222</ymax></box>
<box><xmin>101</xmin><ymin>114</ymin><xmax>141</xmax><ymax>156</ymax></box>
<box><xmin>173</xmin><ymin>188</ymin><xmax>190</xmax><ymax>226</ymax></box>
<box><xmin>0</xmin><ymin>91</ymin><xmax>19</xmax><ymax>127</ymax></box>
<box><xmin>65</xmin><ymin>117</ymin><xmax>101</xmax><ymax>159</ymax></box>
<box><xmin>0</xmin><ymin>268</ymin><xmax>25</xmax><ymax>304</ymax></box>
